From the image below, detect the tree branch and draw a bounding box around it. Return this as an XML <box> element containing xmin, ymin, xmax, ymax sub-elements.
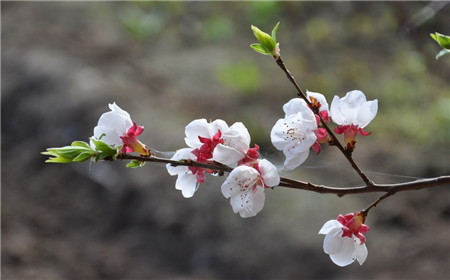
<box><xmin>116</xmin><ymin>153</ymin><xmax>449</xmax><ymax>197</ymax></box>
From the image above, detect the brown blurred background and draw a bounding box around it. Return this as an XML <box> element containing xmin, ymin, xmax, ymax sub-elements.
<box><xmin>2</xmin><ymin>1</ymin><xmax>449</xmax><ymax>279</ymax></box>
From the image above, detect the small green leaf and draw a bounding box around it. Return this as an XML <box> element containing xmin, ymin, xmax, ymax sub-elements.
<box><xmin>90</xmin><ymin>139</ymin><xmax>120</xmax><ymax>161</ymax></box>
<box><xmin>42</xmin><ymin>142</ymin><xmax>95</xmax><ymax>163</ymax></box>
<box><xmin>71</xmin><ymin>141</ymin><xmax>91</xmax><ymax>149</ymax></box>
<box><xmin>271</xmin><ymin>22</ymin><xmax>280</xmax><ymax>43</ymax></box>
<box><xmin>250</xmin><ymin>43</ymin><xmax>271</xmax><ymax>55</ymax></box>
<box><xmin>126</xmin><ymin>159</ymin><xmax>146</xmax><ymax>168</ymax></box>
<box><xmin>250</xmin><ymin>23</ymin><xmax>280</xmax><ymax>57</ymax></box>
<box><xmin>73</xmin><ymin>152</ymin><xmax>95</xmax><ymax>162</ymax></box>
<box><xmin>436</xmin><ymin>48</ymin><xmax>450</xmax><ymax>60</ymax></box>
<box><xmin>431</xmin><ymin>32</ymin><xmax>450</xmax><ymax>49</ymax></box>
<box><xmin>251</xmin><ymin>25</ymin><xmax>276</xmax><ymax>51</ymax></box>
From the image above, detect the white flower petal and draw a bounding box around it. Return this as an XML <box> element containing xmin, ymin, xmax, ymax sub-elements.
<box><xmin>221</xmin><ymin>166</ymin><xmax>257</xmax><ymax>198</ymax></box>
<box><xmin>222</xmin><ymin>131</ymin><xmax>250</xmax><ymax>154</ymax></box>
<box><xmin>92</xmin><ymin>103</ymin><xmax>134</xmax><ymax>147</ymax></box>
<box><xmin>329</xmin><ymin>236</ymin><xmax>358</xmax><ymax>267</ymax></box>
<box><xmin>176</xmin><ymin>173</ymin><xmax>198</xmax><ymax>198</ymax></box>
<box><xmin>231</xmin><ymin>186</ymin><xmax>265</xmax><ymax>218</ymax></box>
<box><xmin>330</xmin><ymin>95</ymin><xmax>346</xmax><ymax>125</ymax></box>
<box><xmin>323</xmin><ymin>227</ymin><xmax>344</xmax><ymax>255</ymax></box>
<box><xmin>258</xmin><ymin>159</ymin><xmax>280</xmax><ymax>187</ymax></box>
<box><xmin>166</xmin><ymin>148</ymin><xmax>194</xmax><ymax>176</ymax></box>
<box><xmin>356</xmin><ymin>99</ymin><xmax>378</xmax><ymax>128</ymax></box>
<box><xmin>318</xmin><ymin>220</ymin><xmax>343</xmax><ymax>235</ymax></box>
<box><xmin>330</xmin><ymin>90</ymin><xmax>377</xmax><ymax>127</ymax></box>
<box><xmin>306</xmin><ymin>90</ymin><xmax>329</xmax><ymax>112</ymax></box>
<box><xmin>209</xmin><ymin>119</ymin><xmax>229</xmax><ymax>136</ymax></box>
<box><xmin>212</xmin><ymin>144</ymin><xmax>245</xmax><ymax>165</ymax></box>
<box><xmin>109</xmin><ymin>102</ymin><xmax>132</xmax><ymax>120</ymax></box>
<box><xmin>228</xmin><ymin>122</ymin><xmax>251</xmax><ymax>146</ymax></box>
<box><xmin>283</xmin><ymin>98</ymin><xmax>307</xmax><ymax>116</ymax></box>
<box><xmin>184</xmin><ymin>119</ymin><xmax>211</xmax><ymax>148</ymax></box>
<box><xmin>355</xmin><ymin>240</ymin><xmax>368</xmax><ymax>265</ymax></box>
<box><xmin>221</xmin><ymin>166</ymin><xmax>266</xmax><ymax>218</ymax></box>
<box><xmin>93</xmin><ymin>125</ymin><xmax>122</xmax><ymax>147</ymax></box>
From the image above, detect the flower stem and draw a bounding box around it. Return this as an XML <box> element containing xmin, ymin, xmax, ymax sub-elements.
<box><xmin>362</xmin><ymin>192</ymin><xmax>393</xmax><ymax>215</ymax></box>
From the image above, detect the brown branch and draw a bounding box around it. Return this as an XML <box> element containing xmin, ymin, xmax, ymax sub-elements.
<box><xmin>279</xmin><ymin>175</ymin><xmax>450</xmax><ymax>196</ymax></box>
<box><xmin>275</xmin><ymin>56</ymin><xmax>373</xmax><ymax>186</ymax></box>
<box><xmin>116</xmin><ymin>153</ymin><xmax>449</xmax><ymax>197</ymax></box>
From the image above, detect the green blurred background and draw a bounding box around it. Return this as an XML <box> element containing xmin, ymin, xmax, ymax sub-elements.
<box><xmin>2</xmin><ymin>1</ymin><xmax>449</xmax><ymax>279</ymax></box>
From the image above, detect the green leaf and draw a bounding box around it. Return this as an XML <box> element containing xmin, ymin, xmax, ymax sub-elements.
<box><xmin>90</xmin><ymin>139</ymin><xmax>119</xmax><ymax>161</ymax></box>
<box><xmin>73</xmin><ymin>152</ymin><xmax>95</xmax><ymax>162</ymax></box>
<box><xmin>436</xmin><ymin>49</ymin><xmax>450</xmax><ymax>60</ymax></box>
<box><xmin>250</xmin><ymin>43</ymin><xmax>271</xmax><ymax>55</ymax></box>
<box><xmin>251</xmin><ymin>25</ymin><xmax>276</xmax><ymax>52</ymax></box>
<box><xmin>431</xmin><ymin>32</ymin><xmax>450</xmax><ymax>49</ymax></box>
<box><xmin>71</xmin><ymin>141</ymin><xmax>91</xmax><ymax>149</ymax></box>
<box><xmin>271</xmin><ymin>22</ymin><xmax>280</xmax><ymax>43</ymax></box>
<box><xmin>250</xmin><ymin>23</ymin><xmax>280</xmax><ymax>57</ymax></box>
<box><xmin>126</xmin><ymin>159</ymin><xmax>146</xmax><ymax>168</ymax></box>
<box><xmin>42</xmin><ymin>141</ymin><xmax>95</xmax><ymax>163</ymax></box>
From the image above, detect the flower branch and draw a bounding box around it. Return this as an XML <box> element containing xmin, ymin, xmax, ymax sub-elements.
<box><xmin>117</xmin><ymin>153</ymin><xmax>450</xmax><ymax>197</ymax></box>
<box><xmin>274</xmin><ymin>55</ymin><xmax>373</xmax><ymax>186</ymax></box>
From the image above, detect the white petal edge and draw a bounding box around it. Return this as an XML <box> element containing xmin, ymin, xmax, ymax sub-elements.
<box><xmin>329</xmin><ymin>236</ymin><xmax>358</xmax><ymax>267</ymax></box>
<box><xmin>258</xmin><ymin>159</ymin><xmax>280</xmax><ymax>187</ymax></box>
<box><xmin>319</xmin><ymin>220</ymin><xmax>342</xmax><ymax>235</ymax></box>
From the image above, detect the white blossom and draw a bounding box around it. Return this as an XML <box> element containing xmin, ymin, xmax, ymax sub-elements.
<box><xmin>221</xmin><ymin>159</ymin><xmax>279</xmax><ymax>218</ymax></box>
<box><xmin>271</xmin><ymin>98</ymin><xmax>317</xmax><ymax>169</ymax></box>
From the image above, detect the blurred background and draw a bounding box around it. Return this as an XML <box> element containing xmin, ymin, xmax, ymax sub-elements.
<box><xmin>2</xmin><ymin>1</ymin><xmax>449</xmax><ymax>279</ymax></box>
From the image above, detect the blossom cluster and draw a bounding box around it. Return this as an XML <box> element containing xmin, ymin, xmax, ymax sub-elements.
<box><xmin>43</xmin><ymin>89</ymin><xmax>377</xmax><ymax>266</ymax></box>
<box><xmin>166</xmin><ymin>119</ymin><xmax>280</xmax><ymax>218</ymax></box>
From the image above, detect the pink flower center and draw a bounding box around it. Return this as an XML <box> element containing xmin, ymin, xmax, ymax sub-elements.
<box><xmin>239</xmin><ymin>144</ymin><xmax>260</xmax><ymax>165</ymax></box>
<box><xmin>337</xmin><ymin>212</ymin><xmax>370</xmax><ymax>244</ymax></box>
<box><xmin>120</xmin><ymin>122</ymin><xmax>150</xmax><ymax>156</ymax></box>
<box><xmin>189</xmin><ymin>130</ymin><xmax>224</xmax><ymax>183</ymax></box>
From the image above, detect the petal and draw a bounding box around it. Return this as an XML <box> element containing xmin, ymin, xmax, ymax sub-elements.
<box><xmin>330</xmin><ymin>95</ymin><xmax>346</xmax><ymax>125</ymax></box>
<box><xmin>166</xmin><ymin>148</ymin><xmax>195</xmax><ymax>176</ymax></box>
<box><xmin>231</xmin><ymin>185</ymin><xmax>265</xmax><ymax>218</ymax></box>
<box><xmin>222</xmin><ymin>124</ymin><xmax>250</xmax><ymax>154</ymax></box>
<box><xmin>184</xmin><ymin>119</ymin><xmax>210</xmax><ymax>148</ymax></box>
<box><xmin>228</xmin><ymin>122</ymin><xmax>251</xmax><ymax>146</ymax></box>
<box><xmin>221</xmin><ymin>166</ymin><xmax>266</xmax><ymax>218</ymax></box>
<box><xmin>282</xmin><ymin>137</ymin><xmax>317</xmax><ymax>170</ymax></box>
<box><xmin>283</xmin><ymin>98</ymin><xmax>307</xmax><ymax>116</ymax></box>
<box><xmin>176</xmin><ymin>173</ymin><xmax>198</xmax><ymax>198</ymax></box>
<box><xmin>329</xmin><ymin>236</ymin><xmax>358</xmax><ymax>267</ymax></box>
<box><xmin>258</xmin><ymin>159</ymin><xmax>280</xmax><ymax>187</ymax></box>
<box><xmin>319</xmin><ymin>220</ymin><xmax>342</xmax><ymax>235</ymax></box>
<box><xmin>221</xmin><ymin>166</ymin><xmax>258</xmax><ymax>198</ymax></box>
<box><xmin>93</xmin><ymin>125</ymin><xmax>122</xmax><ymax>147</ymax></box>
<box><xmin>356</xmin><ymin>99</ymin><xmax>378</xmax><ymax>128</ymax></box>
<box><xmin>109</xmin><ymin>102</ymin><xmax>131</xmax><ymax>120</ymax></box>
<box><xmin>323</xmin><ymin>227</ymin><xmax>344</xmax><ymax>254</ymax></box>
<box><xmin>212</xmin><ymin>144</ymin><xmax>245</xmax><ymax>165</ymax></box>
<box><xmin>270</xmin><ymin>118</ymin><xmax>290</xmax><ymax>150</ymax></box>
<box><xmin>209</xmin><ymin>119</ymin><xmax>229</xmax><ymax>136</ymax></box>
<box><xmin>306</xmin><ymin>90</ymin><xmax>329</xmax><ymax>112</ymax></box>
<box><xmin>355</xmin><ymin>242</ymin><xmax>368</xmax><ymax>265</ymax></box>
